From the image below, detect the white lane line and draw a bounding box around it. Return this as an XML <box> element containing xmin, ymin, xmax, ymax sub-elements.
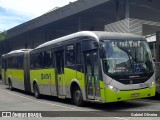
<box><xmin>0</xmin><ymin>89</ymin><xmax>129</xmax><ymax>120</ymax></box>
<box><xmin>115</xmin><ymin>117</ymin><xmax>129</xmax><ymax>120</ymax></box>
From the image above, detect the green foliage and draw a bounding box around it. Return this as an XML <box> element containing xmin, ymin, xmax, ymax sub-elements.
<box><xmin>0</xmin><ymin>31</ymin><xmax>7</xmax><ymax>41</ymax></box>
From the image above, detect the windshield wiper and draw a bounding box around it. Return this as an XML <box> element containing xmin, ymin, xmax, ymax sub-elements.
<box><xmin>118</xmin><ymin>44</ymin><xmax>148</xmax><ymax>74</ymax></box>
<box><xmin>118</xmin><ymin>46</ymin><xmax>135</xmax><ymax>73</ymax></box>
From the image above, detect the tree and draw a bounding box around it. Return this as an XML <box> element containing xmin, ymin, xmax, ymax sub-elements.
<box><xmin>0</xmin><ymin>31</ymin><xmax>7</xmax><ymax>41</ymax></box>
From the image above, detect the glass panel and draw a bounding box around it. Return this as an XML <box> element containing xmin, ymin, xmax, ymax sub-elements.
<box><xmin>86</xmin><ymin>54</ymin><xmax>93</xmax><ymax>96</ymax></box>
<box><xmin>56</xmin><ymin>52</ymin><xmax>64</xmax><ymax>74</ymax></box>
<box><xmin>103</xmin><ymin>40</ymin><xmax>154</xmax><ymax>75</ymax></box>
<box><xmin>93</xmin><ymin>53</ymin><xmax>98</xmax><ymax>74</ymax></box>
<box><xmin>17</xmin><ymin>55</ymin><xmax>23</xmax><ymax>69</ymax></box>
<box><xmin>76</xmin><ymin>43</ymin><xmax>81</xmax><ymax>64</ymax></box>
<box><xmin>43</xmin><ymin>50</ymin><xmax>53</xmax><ymax>68</ymax></box>
<box><xmin>35</xmin><ymin>52</ymin><xmax>42</xmax><ymax>68</ymax></box>
<box><xmin>66</xmin><ymin>45</ymin><xmax>75</xmax><ymax>66</ymax></box>
<box><xmin>93</xmin><ymin>52</ymin><xmax>100</xmax><ymax>97</ymax></box>
<box><xmin>86</xmin><ymin>54</ymin><xmax>92</xmax><ymax>74</ymax></box>
<box><xmin>2</xmin><ymin>58</ymin><xmax>4</xmax><ymax>69</ymax></box>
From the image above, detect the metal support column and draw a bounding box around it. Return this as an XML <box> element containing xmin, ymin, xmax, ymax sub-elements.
<box><xmin>125</xmin><ymin>0</ymin><xmax>129</xmax><ymax>19</ymax></box>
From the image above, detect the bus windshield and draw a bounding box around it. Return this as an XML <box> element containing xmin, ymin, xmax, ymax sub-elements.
<box><xmin>102</xmin><ymin>39</ymin><xmax>154</xmax><ymax>75</ymax></box>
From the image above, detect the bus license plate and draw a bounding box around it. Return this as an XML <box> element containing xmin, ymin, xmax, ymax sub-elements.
<box><xmin>131</xmin><ymin>93</ymin><xmax>140</xmax><ymax>97</ymax></box>
<box><xmin>139</xmin><ymin>83</ymin><xmax>149</xmax><ymax>88</ymax></box>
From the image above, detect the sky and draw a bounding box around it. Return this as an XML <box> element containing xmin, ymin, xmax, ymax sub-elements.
<box><xmin>0</xmin><ymin>0</ymin><xmax>77</xmax><ymax>31</ymax></box>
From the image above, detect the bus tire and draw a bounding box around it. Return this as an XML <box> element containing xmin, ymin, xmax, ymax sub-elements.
<box><xmin>8</xmin><ymin>79</ymin><xmax>13</xmax><ymax>91</ymax></box>
<box><xmin>33</xmin><ymin>83</ymin><xmax>40</xmax><ymax>99</ymax></box>
<box><xmin>72</xmin><ymin>86</ymin><xmax>84</xmax><ymax>107</ymax></box>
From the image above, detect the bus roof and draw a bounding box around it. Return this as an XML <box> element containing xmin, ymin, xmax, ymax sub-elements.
<box><xmin>2</xmin><ymin>49</ymin><xmax>32</xmax><ymax>57</ymax></box>
<box><xmin>36</xmin><ymin>31</ymin><xmax>99</xmax><ymax>49</ymax></box>
<box><xmin>36</xmin><ymin>31</ymin><xmax>145</xmax><ymax>49</ymax></box>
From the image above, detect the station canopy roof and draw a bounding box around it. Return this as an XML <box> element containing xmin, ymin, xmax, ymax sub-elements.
<box><xmin>3</xmin><ymin>0</ymin><xmax>160</xmax><ymax>45</ymax></box>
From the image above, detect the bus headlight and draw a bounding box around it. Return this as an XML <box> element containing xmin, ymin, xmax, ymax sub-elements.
<box><xmin>149</xmin><ymin>81</ymin><xmax>155</xmax><ymax>88</ymax></box>
<box><xmin>107</xmin><ymin>85</ymin><xmax>120</xmax><ymax>92</ymax></box>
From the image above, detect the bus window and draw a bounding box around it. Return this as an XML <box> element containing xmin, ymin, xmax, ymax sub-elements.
<box><xmin>30</xmin><ymin>53</ymin><xmax>35</xmax><ymax>69</ymax></box>
<box><xmin>65</xmin><ymin>44</ymin><xmax>75</xmax><ymax>66</ymax></box>
<box><xmin>56</xmin><ymin>51</ymin><xmax>64</xmax><ymax>74</ymax></box>
<box><xmin>12</xmin><ymin>57</ymin><xmax>17</xmax><ymax>68</ymax></box>
<box><xmin>17</xmin><ymin>55</ymin><xmax>23</xmax><ymax>69</ymax></box>
<box><xmin>8</xmin><ymin>57</ymin><xmax>13</xmax><ymax>68</ymax></box>
<box><xmin>35</xmin><ymin>52</ymin><xmax>42</xmax><ymax>68</ymax></box>
<box><xmin>76</xmin><ymin>43</ymin><xmax>81</xmax><ymax>64</ymax></box>
<box><xmin>43</xmin><ymin>50</ymin><xmax>53</xmax><ymax>68</ymax></box>
<box><xmin>30</xmin><ymin>52</ymin><xmax>42</xmax><ymax>69</ymax></box>
<box><xmin>2</xmin><ymin>58</ymin><xmax>4</xmax><ymax>69</ymax></box>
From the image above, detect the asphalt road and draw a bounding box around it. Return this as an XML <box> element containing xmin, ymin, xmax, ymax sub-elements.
<box><xmin>0</xmin><ymin>80</ymin><xmax>160</xmax><ymax>120</ymax></box>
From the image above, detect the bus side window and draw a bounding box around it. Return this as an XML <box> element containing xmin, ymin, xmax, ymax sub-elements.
<box><xmin>13</xmin><ymin>56</ymin><xmax>18</xmax><ymax>69</ymax></box>
<box><xmin>8</xmin><ymin>57</ymin><xmax>13</xmax><ymax>69</ymax></box>
<box><xmin>17</xmin><ymin>55</ymin><xmax>23</xmax><ymax>69</ymax></box>
<box><xmin>65</xmin><ymin>44</ymin><xmax>75</xmax><ymax>66</ymax></box>
<box><xmin>76</xmin><ymin>43</ymin><xmax>81</xmax><ymax>64</ymax></box>
<box><xmin>30</xmin><ymin>52</ymin><xmax>42</xmax><ymax>69</ymax></box>
<box><xmin>7</xmin><ymin>57</ymin><xmax>10</xmax><ymax>68</ymax></box>
<box><xmin>30</xmin><ymin>53</ymin><xmax>35</xmax><ymax>69</ymax></box>
<box><xmin>43</xmin><ymin>50</ymin><xmax>53</xmax><ymax>68</ymax></box>
<box><xmin>35</xmin><ymin>52</ymin><xmax>42</xmax><ymax>69</ymax></box>
<box><xmin>1</xmin><ymin>58</ymin><xmax>4</xmax><ymax>69</ymax></box>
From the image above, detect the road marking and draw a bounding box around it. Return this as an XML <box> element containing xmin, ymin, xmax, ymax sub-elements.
<box><xmin>0</xmin><ymin>89</ymin><xmax>129</xmax><ymax>120</ymax></box>
<box><xmin>1</xmin><ymin>89</ymin><xmax>82</xmax><ymax>110</ymax></box>
<box><xmin>115</xmin><ymin>117</ymin><xmax>129</xmax><ymax>120</ymax></box>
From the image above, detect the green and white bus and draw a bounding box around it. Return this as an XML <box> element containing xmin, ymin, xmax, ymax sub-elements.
<box><xmin>1</xmin><ymin>31</ymin><xmax>155</xmax><ymax>106</ymax></box>
<box><xmin>1</xmin><ymin>49</ymin><xmax>31</xmax><ymax>91</ymax></box>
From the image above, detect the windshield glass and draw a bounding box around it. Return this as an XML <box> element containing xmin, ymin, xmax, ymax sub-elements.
<box><xmin>103</xmin><ymin>39</ymin><xmax>154</xmax><ymax>75</ymax></box>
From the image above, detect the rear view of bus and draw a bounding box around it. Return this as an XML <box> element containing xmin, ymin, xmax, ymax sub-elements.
<box><xmin>99</xmin><ymin>33</ymin><xmax>155</xmax><ymax>102</ymax></box>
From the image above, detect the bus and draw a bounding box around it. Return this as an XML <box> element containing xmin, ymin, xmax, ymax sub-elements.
<box><xmin>1</xmin><ymin>31</ymin><xmax>155</xmax><ymax>106</ymax></box>
<box><xmin>1</xmin><ymin>49</ymin><xmax>31</xmax><ymax>91</ymax></box>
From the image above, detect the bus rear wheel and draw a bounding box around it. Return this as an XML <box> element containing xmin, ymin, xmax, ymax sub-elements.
<box><xmin>33</xmin><ymin>83</ymin><xmax>40</xmax><ymax>99</ymax></box>
<box><xmin>72</xmin><ymin>87</ymin><xmax>84</xmax><ymax>106</ymax></box>
<box><xmin>8</xmin><ymin>79</ymin><xmax>13</xmax><ymax>91</ymax></box>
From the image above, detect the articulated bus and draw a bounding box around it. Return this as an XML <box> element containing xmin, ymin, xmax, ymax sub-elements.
<box><xmin>1</xmin><ymin>31</ymin><xmax>155</xmax><ymax>106</ymax></box>
<box><xmin>1</xmin><ymin>49</ymin><xmax>31</xmax><ymax>91</ymax></box>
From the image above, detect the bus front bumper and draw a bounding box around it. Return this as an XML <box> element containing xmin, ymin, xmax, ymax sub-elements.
<box><xmin>103</xmin><ymin>85</ymin><xmax>156</xmax><ymax>103</ymax></box>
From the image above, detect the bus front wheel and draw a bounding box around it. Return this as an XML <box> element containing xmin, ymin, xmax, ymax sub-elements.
<box><xmin>33</xmin><ymin>83</ymin><xmax>40</xmax><ymax>99</ymax></box>
<box><xmin>72</xmin><ymin>87</ymin><xmax>84</xmax><ymax>106</ymax></box>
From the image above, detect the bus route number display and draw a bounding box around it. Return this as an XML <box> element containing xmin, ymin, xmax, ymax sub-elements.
<box><xmin>111</xmin><ymin>41</ymin><xmax>140</xmax><ymax>48</ymax></box>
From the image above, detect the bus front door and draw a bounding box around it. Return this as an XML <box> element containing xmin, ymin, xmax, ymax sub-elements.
<box><xmin>85</xmin><ymin>51</ymin><xmax>100</xmax><ymax>100</ymax></box>
<box><xmin>55</xmin><ymin>51</ymin><xmax>65</xmax><ymax>97</ymax></box>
